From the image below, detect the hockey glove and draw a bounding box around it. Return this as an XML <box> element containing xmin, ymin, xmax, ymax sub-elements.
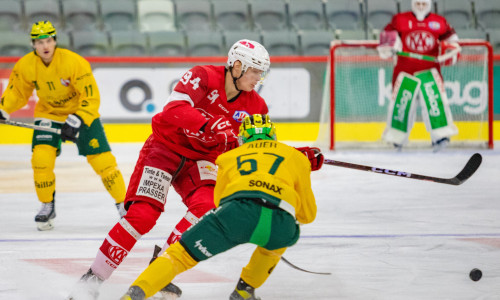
<box><xmin>296</xmin><ymin>146</ymin><xmax>324</xmax><ymax>171</ymax></box>
<box><xmin>377</xmin><ymin>30</ymin><xmax>401</xmax><ymax>59</ymax></box>
<box><xmin>204</xmin><ymin>116</ymin><xmax>238</xmax><ymax>153</ymax></box>
<box><xmin>61</xmin><ymin>114</ymin><xmax>82</xmax><ymax>143</ymax></box>
<box><xmin>0</xmin><ymin>109</ymin><xmax>9</xmax><ymax>120</ymax></box>
<box><xmin>438</xmin><ymin>41</ymin><xmax>461</xmax><ymax>66</ymax></box>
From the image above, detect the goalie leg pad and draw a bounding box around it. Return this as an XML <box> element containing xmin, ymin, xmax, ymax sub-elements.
<box><xmin>415</xmin><ymin>68</ymin><xmax>458</xmax><ymax>143</ymax></box>
<box><xmin>31</xmin><ymin>144</ymin><xmax>57</xmax><ymax>203</ymax></box>
<box><xmin>87</xmin><ymin>151</ymin><xmax>126</xmax><ymax>203</ymax></box>
<box><xmin>382</xmin><ymin>72</ymin><xmax>420</xmax><ymax>145</ymax></box>
<box><xmin>240</xmin><ymin>246</ymin><xmax>287</xmax><ymax>289</ymax></box>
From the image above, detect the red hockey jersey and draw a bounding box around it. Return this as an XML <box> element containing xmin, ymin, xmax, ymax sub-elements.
<box><xmin>384</xmin><ymin>12</ymin><xmax>456</xmax><ymax>79</ymax></box>
<box><xmin>151</xmin><ymin>65</ymin><xmax>268</xmax><ymax>162</ymax></box>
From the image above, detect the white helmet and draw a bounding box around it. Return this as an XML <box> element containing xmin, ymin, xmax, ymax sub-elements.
<box><xmin>227</xmin><ymin>39</ymin><xmax>270</xmax><ymax>73</ymax></box>
<box><xmin>412</xmin><ymin>0</ymin><xmax>431</xmax><ymax>21</ymax></box>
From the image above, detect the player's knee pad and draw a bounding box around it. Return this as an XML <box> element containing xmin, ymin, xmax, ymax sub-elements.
<box><xmin>241</xmin><ymin>247</ymin><xmax>287</xmax><ymax>289</ymax></box>
<box><xmin>87</xmin><ymin>151</ymin><xmax>126</xmax><ymax>202</ymax></box>
<box><xmin>123</xmin><ymin>201</ymin><xmax>162</xmax><ymax>235</ymax></box>
<box><xmin>31</xmin><ymin>145</ymin><xmax>57</xmax><ymax>203</ymax></box>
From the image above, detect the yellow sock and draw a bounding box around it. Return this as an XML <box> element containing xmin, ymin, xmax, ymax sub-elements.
<box><xmin>87</xmin><ymin>151</ymin><xmax>126</xmax><ymax>203</ymax></box>
<box><xmin>133</xmin><ymin>242</ymin><xmax>198</xmax><ymax>298</ymax></box>
<box><xmin>240</xmin><ymin>247</ymin><xmax>287</xmax><ymax>289</ymax></box>
<box><xmin>31</xmin><ymin>145</ymin><xmax>56</xmax><ymax>203</ymax></box>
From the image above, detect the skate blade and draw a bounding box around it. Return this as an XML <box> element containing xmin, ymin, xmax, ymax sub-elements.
<box><xmin>150</xmin><ymin>291</ymin><xmax>179</xmax><ymax>300</ymax></box>
<box><xmin>36</xmin><ymin>219</ymin><xmax>54</xmax><ymax>231</ymax></box>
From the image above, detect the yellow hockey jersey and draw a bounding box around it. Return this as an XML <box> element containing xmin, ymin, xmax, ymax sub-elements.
<box><xmin>214</xmin><ymin>140</ymin><xmax>317</xmax><ymax>225</ymax></box>
<box><xmin>0</xmin><ymin>48</ymin><xmax>100</xmax><ymax>126</ymax></box>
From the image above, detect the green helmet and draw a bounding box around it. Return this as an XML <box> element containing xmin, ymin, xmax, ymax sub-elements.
<box><xmin>238</xmin><ymin>114</ymin><xmax>277</xmax><ymax>144</ymax></box>
<box><xmin>31</xmin><ymin>20</ymin><xmax>57</xmax><ymax>40</ymax></box>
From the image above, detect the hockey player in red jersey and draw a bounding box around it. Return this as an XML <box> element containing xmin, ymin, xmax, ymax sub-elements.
<box><xmin>377</xmin><ymin>0</ymin><xmax>461</xmax><ymax>151</ymax></box>
<box><xmin>68</xmin><ymin>39</ymin><xmax>271</xmax><ymax>300</ymax></box>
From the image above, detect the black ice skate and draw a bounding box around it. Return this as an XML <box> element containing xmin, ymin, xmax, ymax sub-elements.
<box><xmin>229</xmin><ymin>278</ymin><xmax>261</xmax><ymax>300</ymax></box>
<box><xmin>67</xmin><ymin>268</ymin><xmax>104</xmax><ymax>300</ymax></box>
<box><xmin>433</xmin><ymin>137</ymin><xmax>450</xmax><ymax>153</ymax></box>
<box><xmin>150</xmin><ymin>245</ymin><xmax>183</xmax><ymax>299</ymax></box>
<box><xmin>121</xmin><ymin>286</ymin><xmax>146</xmax><ymax>300</ymax></box>
<box><xmin>116</xmin><ymin>202</ymin><xmax>127</xmax><ymax>218</ymax></box>
<box><xmin>35</xmin><ymin>199</ymin><xmax>55</xmax><ymax>231</ymax></box>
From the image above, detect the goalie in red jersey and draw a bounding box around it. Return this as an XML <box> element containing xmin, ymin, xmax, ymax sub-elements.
<box><xmin>68</xmin><ymin>39</ymin><xmax>273</xmax><ymax>300</ymax></box>
<box><xmin>377</xmin><ymin>0</ymin><xmax>461</xmax><ymax>151</ymax></box>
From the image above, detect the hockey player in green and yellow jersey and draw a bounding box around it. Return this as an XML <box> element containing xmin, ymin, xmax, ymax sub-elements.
<box><xmin>120</xmin><ymin>114</ymin><xmax>324</xmax><ymax>300</ymax></box>
<box><xmin>0</xmin><ymin>21</ymin><xmax>127</xmax><ymax>230</ymax></box>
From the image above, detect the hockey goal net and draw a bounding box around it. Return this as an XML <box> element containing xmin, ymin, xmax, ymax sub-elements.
<box><xmin>317</xmin><ymin>40</ymin><xmax>494</xmax><ymax>150</ymax></box>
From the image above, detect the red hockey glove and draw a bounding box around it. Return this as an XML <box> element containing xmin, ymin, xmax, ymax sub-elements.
<box><xmin>296</xmin><ymin>146</ymin><xmax>324</xmax><ymax>171</ymax></box>
<box><xmin>205</xmin><ymin>116</ymin><xmax>238</xmax><ymax>153</ymax></box>
<box><xmin>438</xmin><ymin>41</ymin><xmax>461</xmax><ymax>66</ymax></box>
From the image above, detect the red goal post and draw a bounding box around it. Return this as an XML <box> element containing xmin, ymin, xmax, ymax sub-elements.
<box><xmin>323</xmin><ymin>39</ymin><xmax>494</xmax><ymax>150</ymax></box>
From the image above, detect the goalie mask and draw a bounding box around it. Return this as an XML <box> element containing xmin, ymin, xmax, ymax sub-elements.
<box><xmin>227</xmin><ymin>39</ymin><xmax>270</xmax><ymax>84</ymax></box>
<box><xmin>31</xmin><ymin>20</ymin><xmax>57</xmax><ymax>40</ymax></box>
<box><xmin>412</xmin><ymin>0</ymin><xmax>431</xmax><ymax>21</ymax></box>
<box><xmin>238</xmin><ymin>114</ymin><xmax>276</xmax><ymax>145</ymax></box>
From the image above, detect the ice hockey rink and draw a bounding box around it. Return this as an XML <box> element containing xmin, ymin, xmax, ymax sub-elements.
<box><xmin>1</xmin><ymin>142</ymin><xmax>499</xmax><ymax>300</ymax></box>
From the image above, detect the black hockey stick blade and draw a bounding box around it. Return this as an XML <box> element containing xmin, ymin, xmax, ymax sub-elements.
<box><xmin>324</xmin><ymin>153</ymin><xmax>482</xmax><ymax>186</ymax></box>
<box><xmin>449</xmin><ymin>152</ymin><xmax>482</xmax><ymax>185</ymax></box>
<box><xmin>281</xmin><ymin>256</ymin><xmax>331</xmax><ymax>275</ymax></box>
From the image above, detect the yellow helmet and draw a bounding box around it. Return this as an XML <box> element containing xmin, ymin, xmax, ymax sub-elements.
<box><xmin>238</xmin><ymin>114</ymin><xmax>277</xmax><ymax>144</ymax></box>
<box><xmin>31</xmin><ymin>21</ymin><xmax>57</xmax><ymax>40</ymax></box>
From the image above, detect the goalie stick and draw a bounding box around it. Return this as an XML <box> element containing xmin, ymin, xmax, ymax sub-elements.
<box><xmin>324</xmin><ymin>153</ymin><xmax>482</xmax><ymax>186</ymax></box>
<box><xmin>396</xmin><ymin>46</ymin><xmax>461</xmax><ymax>64</ymax></box>
<box><xmin>281</xmin><ymin>256</ymin><xmax>332</xmax><ymax>275</ymax></box>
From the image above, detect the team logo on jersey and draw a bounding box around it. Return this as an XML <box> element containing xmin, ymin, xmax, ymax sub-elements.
<box><xmin>428</xmin><ymin>21</ymin><xmax>440</xmax><ymax>30</ymax></box>
<box><xmin>239</xmin><ymin>41</ymin><xmax>255</xmax><ymax>49</ymax></box>
<box><xmin>108</xmin><ymin>245</ymin><xmax>128</xmax><ymax>264</ymax></box>
<box><xmin>405</xmin><ymin>30</ymin><xmax>436</xmax><ymax>52</ymax></box>
<box><xmin>233</xmin><ymin>111</ymin><xmax>249</xmax><ymax>122</ymax></box>
<box><xmin>60</xmin><ymin>78</ymin><xmax>70</xmax><ymax>87</ymax></box>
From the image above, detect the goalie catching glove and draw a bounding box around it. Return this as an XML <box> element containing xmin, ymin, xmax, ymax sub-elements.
<box><xmin>377</xmin><ymin>30</ymin><xmax>401</xmax><ymax>60</ymax></box>
<box><xmin>296</xmin><ymin>146</ymin><xmax>324</xmax><ymax>171</ymax></box>
<box><xmin>204</xmin><ymin>116</ymin><xmax>238</xmax><ymax>154</ymax></box>
<box><xmin>61</xmin><ymin>114</ymin><xmax>82</xmax><ymax>143</ymax></box>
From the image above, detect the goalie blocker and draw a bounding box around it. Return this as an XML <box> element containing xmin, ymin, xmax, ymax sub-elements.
<box><xmin>383</xmin><ymin>68</ymin><xmax>458</xmax><ymax>148</ymax></box>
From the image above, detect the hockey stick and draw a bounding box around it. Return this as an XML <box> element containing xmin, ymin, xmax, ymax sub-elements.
<box><xmin>281</xmin><ymin>256</ymin><xmax>332</xmax><ymax>275</ymax></box>
<box><xmin>396</xmin><ymin>46</ymin><xmax>461</xmax><ymax>63</ymax></box>
<box><xmin>0</xmin><ymin>119</ymin><xmax>61</xmax><ymax>134</ymax></box>
<box><xmin>324</xmin><ymin>153</ymin><xmax>482</xmax><ymax>186</ymax></box>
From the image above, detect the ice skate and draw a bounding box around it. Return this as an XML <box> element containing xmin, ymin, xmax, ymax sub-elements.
<box><xmin>121</xmin><ymin>286</ymin><xmax>146</xmax><ymax>300</ymax></box>
<box><xmin>432</xmin><ymin>137</ymin><xmax>450</xmax><ymax>153</ymax></box>
<box><xmin>150</xmin><ymin>245</ymin><xmax>183</xmax><ymax>299</ymax></box>
<box><xmin>67</xmin><ymin>268</ymin><xmax>103</xmax><ymax>300</ymax></box>
<box><xmin>35</xmin><ymin>199</ymin><xmax>55</xmax><ymax>231</ymax></box>
<box><xmin>116</xmin><ymin>202</ymin><xmax>126</xmax><ymax>218</ymax></box>
<box><xmin>229</xmin><ymin>278</ymin><xmax>261</xmax><ymax>300</ymax></box>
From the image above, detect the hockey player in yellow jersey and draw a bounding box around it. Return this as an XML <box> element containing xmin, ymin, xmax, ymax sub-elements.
<box><xmin>120</xmin><ymin>114</ymin><xmax>323</xmax><ymax>300</ymax></box>
<box><xmin>0</xmin><ymin>21</ymin><xmax>127</xmax><ymax>230</ymax></box>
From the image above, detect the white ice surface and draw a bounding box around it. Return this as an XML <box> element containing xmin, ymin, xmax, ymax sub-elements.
<box><xmin>1</xmin><ymin>143</ymin><xmax>499</xmax><ymax>300</ymax></box>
